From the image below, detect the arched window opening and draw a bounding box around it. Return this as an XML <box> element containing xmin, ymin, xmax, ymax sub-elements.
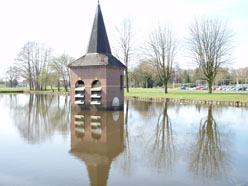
<box><xmin>91</xmin><ymin>80</ymin><xmax>102</xmax><ymax>105</ymax></box>
<box><xmin>75</xmin><ymin>80</ymin><xmax>85</xmax><ymax>104</ymax></box>
<box><xmin>76</xmin><ymin>80</ymin><xmax>85</xmax><ymax>88</ymax></box>
<box><xmin>92</xmin><ymin>80</ymin><xmax>101</xmax><ymax>89</ymax></box>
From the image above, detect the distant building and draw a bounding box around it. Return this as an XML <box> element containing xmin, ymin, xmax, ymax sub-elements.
<box><xmin>69</xmin><ymin>3</ymin><xmax>126</xmax><ymax>110</ymax></box>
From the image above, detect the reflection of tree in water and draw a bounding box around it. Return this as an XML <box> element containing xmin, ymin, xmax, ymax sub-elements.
<box><xmin>123</xmin><ymin>101</ymin><xmax>176</xmax><ymax>173</ymax></box>
<box><xmin>10</xmin><ymin>94</ymin><xmax>70</xmax><ymax>143</ymax></box>
<box><xmin>129</xmin><ymin>101</ymin><xmax>163</xmax><ymax>119</ymax></box>
<box><xmin>189</xmin><ymin>106</ymin><xmax>230</xmax><ymax>180</ymax></box>
<box><xmin>114</xmin><ymin>100</ymin><xmax>132</xmax><ymax>175</ymax></box>
<box><xmin>148</xmin><ymin>103</ymin><xmax>175</xmax><ymax>173</ymax></box>
<box><xmin>122</xmin><ymin>100</ymin><xmax>132</xmax><ymax>174</ymax></box>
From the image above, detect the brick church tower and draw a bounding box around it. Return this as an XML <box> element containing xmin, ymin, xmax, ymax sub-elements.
<box><xmin>69</xmin><ymin>3</ymin><xmax>126</xmax><ymax>110</ymax></box>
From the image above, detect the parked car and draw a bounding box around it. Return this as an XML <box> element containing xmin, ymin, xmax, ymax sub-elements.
<box><xmin>222</xmin><ymin>86</ymin><xmax>228</xmax><ymax>91</ymax></box>
<box><xmin>180</xmin><ymin>86</ymin><xmax>187</xmax><ymax>90</ymax></box>
<box><xmin>237</xmin><ymin>87</ymin><xmax>247</xmax><ymax>91</ymax></box>
<box><xmin>189</xmin><ymin>87</ymin><xmax>197</xmax><ymax>90</ymax></box>
<box><xmin>196</xmin><ymin>86</ymin><xmax>202</xmax><ymax>90</ymax></box>
<box><xmin>237</xmin><ymin>87</ymin><xmax>243</xmax><ymax>91</ymax></box>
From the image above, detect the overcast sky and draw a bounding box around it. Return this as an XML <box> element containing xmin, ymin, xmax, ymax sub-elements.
<box><xmin>0</xmin><ymin>0</ymin><xmax>247</xmax><ymax>78</ymax></box>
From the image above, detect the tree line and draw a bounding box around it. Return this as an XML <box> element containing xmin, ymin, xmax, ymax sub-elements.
<box><xmin>115</xmin><ymin>17</ymin><xmax>234</xmax><ymax>94</ymax></box>
<box><xmin>129</xmin><ymin>61</ymin><xmax>248</xmax><ymax>88</ymax></box>
<box><xmin>5</xmin><ymin>41</ymin><xmax>74</xmax><ymax>91</ymax></box>
<box><xmin>4</xmin><ymin>17</ymin><xmax>238</xmax><ymax>94</ymax></box>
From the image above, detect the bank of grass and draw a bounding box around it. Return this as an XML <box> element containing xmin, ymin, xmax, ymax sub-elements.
<box><xmin>0</xmin><ymin>87</ymin><xmax>29</xmax><ymax>92</ymax></box>
<box><xmin>0</xmin><ymin>87</ymin><xmax>70</xmax><ymax>93</ymax></box>
<box><xmin>125</xmin><ymin>88</ymin><xmax>248</xmax><ymax>102</ymax></box>
<box><xmin>1</xmin><ymin>87</ymin><xmax>248</xmax><ymax>102</ymax></box>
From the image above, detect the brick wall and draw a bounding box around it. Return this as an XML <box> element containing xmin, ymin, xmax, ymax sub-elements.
<box><xmin>70</xmin><ymin>66</ymin><xmax>124</xmax><ymax>110</ymax></box>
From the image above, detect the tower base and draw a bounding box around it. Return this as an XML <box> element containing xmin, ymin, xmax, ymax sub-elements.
<box><xmin>71</xmin><ymin>103</ymin><xmax>124</xmax><ymax>111</ymax></box>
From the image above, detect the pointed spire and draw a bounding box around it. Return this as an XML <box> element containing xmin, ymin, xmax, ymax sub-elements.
<box><xmin>87</xmin><ymin>4</ymin><xmax>112</xmax><ymax>54</ymax></box>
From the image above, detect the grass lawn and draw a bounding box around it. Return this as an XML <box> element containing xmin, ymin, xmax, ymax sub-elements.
<box><xmin>1</xmin><ymin>87</ymin><xmax>247</xmax><ymax>102</ymax></box>
<box><xmin>125</xmin><ymin>88</ymin><xmax>248</xmax><ymax>102</ymax></box>
<box><xmin>0</xmin><ymin>87</ymin><xmax>29</xmax><ymax>92</ymax></box>
<box><xmin>0</xmin><ymin>87</ymin><xmax>69</xmax><ymax>93</ymax></box>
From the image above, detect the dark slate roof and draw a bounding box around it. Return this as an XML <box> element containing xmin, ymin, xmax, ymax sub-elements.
<box><xmin>68</xmin><ymin>4</ymin><xmax>126</xmax><ymax>69</ymax></box>
<box><xmin>87</xmin><ymin>4</ymin><xmax>111</xmax><ymax>54</ymax></box>
<box><xmin>68</xmin><ymin>53</ymin><xmax>126</xmax><ymax>68</ymax></box>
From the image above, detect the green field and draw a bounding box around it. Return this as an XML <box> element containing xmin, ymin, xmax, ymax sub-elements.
<box><xmin>125</xmin><ymin>88</ymin><xmax>248</xmax><ymax>102</ymax></box>
<box><xmin>0</xmin><ymin>86</ymin><xmax>69</xmax><ymax>93</ymax></box>
<box><xmin>1</xmin><ymin>87</ymin><xmax>248</xmax><ymax>102</ymax></box>
<box><xmin>0</xmin><ymin>87</ymin><xmax>29</xmax><ymax>92</ymax></box>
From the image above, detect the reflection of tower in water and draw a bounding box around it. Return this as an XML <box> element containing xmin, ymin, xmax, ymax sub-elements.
<box><xmin>70</xmin><ymin>111</ymin><xmax>124</xmax><ymax>186</ymax></box>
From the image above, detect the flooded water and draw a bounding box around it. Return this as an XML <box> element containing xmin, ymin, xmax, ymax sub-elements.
<box><xmin>0</xmin><ymin>94</ymin><xmax>248</xmax><ymax>186</ymax></box>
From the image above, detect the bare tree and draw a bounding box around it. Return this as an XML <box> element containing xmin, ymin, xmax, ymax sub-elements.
<box><xmin>231</xmin><ymin>67</ymin><xmax>248</xmax><ymax>86</ymax></box>
<box><xmin>16</xmin><ymin>41</ymin><xmax>52</xmax><ymax>90</ymax></box>
<box><xmin>50</xmin><ymin>53</ymin><xmax>74</xmax><ymax>92</ymax></box>
<box><xmin>16</xmin><ymin>42</ymin><xmax>33</xmax><ymax>89</ymax></box>
<box><xmin>5</xmin><ymin>66</ymin><xmax>19</xmax><ymax>87</ymax></box>
<box><xmin>187</xmin><ymin>18</ymin><xmax>233</xmax><ymax>93</ymax></box>
<box><xmin>116</xmin><ymin>18</ymin><xmax>134</xmax><ymax>93</ymax></box>
<box><xmin>38</xmin><ymin>69</ymin><xmax>51</xmax><ymax>91</ymax></box>
<box><xmin>146</xmin><ymin>25</ymin><xmax>177</xmax><ymax>93</ymax></box>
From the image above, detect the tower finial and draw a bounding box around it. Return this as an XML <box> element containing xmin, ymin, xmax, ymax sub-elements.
<box><xmin>98</xmin><ymin>0</ymin><xmax>100</xmax><ymax>5</ymax></box>
<box><xmin>87</xmin><ymin>0</ymin><xmax>111</xmax><ymax>54</ymax></box>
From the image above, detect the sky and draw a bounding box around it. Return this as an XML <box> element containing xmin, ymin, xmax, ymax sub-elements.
<box><xmin>0</xmin><ymin>0</ymin><xmax>247</xmax><ymax>78</ymax></box>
